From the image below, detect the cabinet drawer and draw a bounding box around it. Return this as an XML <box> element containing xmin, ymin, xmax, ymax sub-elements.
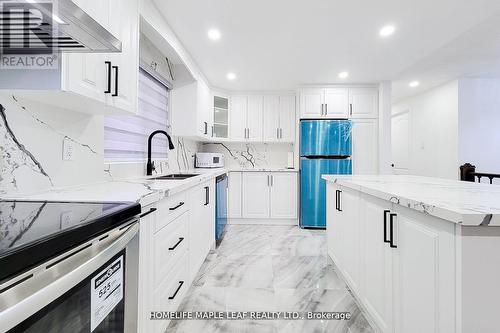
<box><xmin>155</xmin><ymin>191</ymin><xmax>189</xmax><ymax>232</ymax></box>
<box><xmin>153</xmin><ymin>253</ymin><xmax>189</xmax><ymax>333</ymax></box>
<box><xmin>153</xmin><ymin>212</ymin><xmax>188</xmax><ymax>286</ymax></box>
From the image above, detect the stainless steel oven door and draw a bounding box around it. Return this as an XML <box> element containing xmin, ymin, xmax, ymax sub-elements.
<box><xmin>0</xmin><ymin>220</ymin><xmax>140</xmax><ymax>333</ymax></box>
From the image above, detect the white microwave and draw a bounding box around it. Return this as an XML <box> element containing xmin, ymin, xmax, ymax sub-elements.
<box><xmin>195</xmin><ymin>153</ymin><xmax>224</xmax><ymax>168</ymax></box>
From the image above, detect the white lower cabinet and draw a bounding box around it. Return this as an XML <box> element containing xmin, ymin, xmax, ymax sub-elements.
<box><xmin>138</xmin><ymin>180</ymin><xmax>216</xmax><ymax>333</ymax></box>
<box><xmin>228</xmin><ymin>172</ymin><xmax>242</xmax><ymax>218</ymax></box>
<box><xmin>238</xmin><ymin>171</ymin><xmax>297</xmax><ymax>222</ymax></box>
<box><xmin>326</xmin><ymin>184</ymin><xmax>455</xmax><ymax>333</ymax></box>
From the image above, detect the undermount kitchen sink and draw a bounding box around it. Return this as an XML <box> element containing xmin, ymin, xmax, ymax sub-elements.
<box><xmin>151</xmin><ymin>174</ymin><xmax>200</xmax><ymax>180</ymax></box>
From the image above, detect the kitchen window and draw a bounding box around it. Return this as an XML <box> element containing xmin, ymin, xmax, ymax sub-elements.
<box><xmin>104</xmin><ymin>66</ymin><xmax>172</xmax><ymax>162</ymax></box>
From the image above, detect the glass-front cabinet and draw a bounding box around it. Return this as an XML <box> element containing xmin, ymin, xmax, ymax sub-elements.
<box><xmin>213</xmin><ymin>94</ymin><xmax>229</xmax><ymax>139</ymax></box>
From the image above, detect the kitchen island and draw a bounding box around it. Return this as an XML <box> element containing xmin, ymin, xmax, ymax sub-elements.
<box><xmin>322</xmin><ymin>175</ymin><xmax>500</xmax><ymax>333</ymax></box>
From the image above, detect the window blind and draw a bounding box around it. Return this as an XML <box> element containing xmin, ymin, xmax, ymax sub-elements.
<box><xmin>104</xmin><ymin>68</ymin><xmax>170</xmax><ymax>162</ymax></box>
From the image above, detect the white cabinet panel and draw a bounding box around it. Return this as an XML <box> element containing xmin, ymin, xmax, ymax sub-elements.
<box><xmin>230</xmin><ymin>96</ymin><xmax>247</xmax><ymax>141</ymax></box>
<box><xmin>300</xmin><ymin>88</ymin><xmax>323</xmax><ymax>118</ymax></box>
<box><xmin>349</xmin><ymin>88</ymin><xmax>378</xmax><ymax>118</ymax></box>
<box><xmin>242</xmin><ymin>172</ymin><xmax>270</xmax><ymax>218</ymax></box>
<box><xmin>263</xmin><ymin>95</ymin><xmax>280</xmax><ymax>141</ymax></box>
<box><xmin>324</xmin><ymin>88</ymin><xmax>349</xmax><ymax>118</ymax></box>
<box><xmin>352</xmin><ymin>119</ymin><xmax>378</xmax><ymax>175</ymax></box>
<box><xmin>270</xmin><ymin>172</ymin><xmax>297</xmax><ymax>219</ymax></box>
<box><xmin>228</xmin><ymin>172</ymin><xmax>242</xmax><ymax>218</ymax></box>
<box><xmin>361</xmin><ymin>195</ymin><xmax>393</xmax><ymax>333</ymax></box>
<box><xmin>247</xmin><ymin>95</ymin><xmax>264</xmax><ymax>141</ymax></box>
<box><xmin>279</xmin><ymin>95</ymin><xmax>296</xmax><ymax>142</ymax></box>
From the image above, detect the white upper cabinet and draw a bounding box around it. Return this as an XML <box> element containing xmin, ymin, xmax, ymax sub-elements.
<box><xmin>171</xmin><ymin>80</ymin><xmax>213</xmax><ymax>140</ymax></box>
<box><xmin>299</xmin><ymin>87</ymin><xmax>378</xmax><ymax>119</ymax></box>
<box><xmin>262</xmin><ymin>94</ymin><xmax>296</xmax><ymax>143</ymax></box>
<box><xmin>324</xmin><ymin>88</ymin><xmax>349</xmax><ymax>117</ymax></box>
<box><xmin>229</xmin><ymin>95</ymin><xmax>263</xmax><ymax>142</ymax></box>
<box><xmin>349</xmin><ymin>88</ymin><xmax>379</xmax><ymax>118</ymax></box>
<box><xmin>247</xmin><ymin>96</ymin><xmax>264</xmax><ymax>141</ymax></box>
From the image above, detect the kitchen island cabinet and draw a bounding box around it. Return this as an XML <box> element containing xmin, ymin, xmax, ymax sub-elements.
<box><xmin>323</xmin><ymin>175</ymin><xmax>500</xmax><ymax>333</ymax></box>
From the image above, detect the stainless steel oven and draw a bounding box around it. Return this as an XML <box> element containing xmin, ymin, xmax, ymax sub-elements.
<box><xmin>0</xmin><ymin>201</ymin><xmax>141</xmax><ymax>333</ymax></box>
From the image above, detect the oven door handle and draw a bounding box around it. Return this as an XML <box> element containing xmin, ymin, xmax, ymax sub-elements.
<box><xmin>0</xmin><ymin>222</ymin><xmax>139</xmax><ymax>332</ymax></box>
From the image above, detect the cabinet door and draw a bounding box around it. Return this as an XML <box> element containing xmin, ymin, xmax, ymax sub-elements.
<box><xmin>247</xmin><ymin>95</ymin><xmax>264</xmax><ymax>141</ymax></box>
<box><xmin>228</xmin><ymin>172</ymin><xmax>242</xmax><ymax>218</ymax></box>
<box><xmin>299</xmin><ymin>88</ymin><xmax>324</xmax><ymax>118</ymax></box>
<box><xmin>326</xmin><ymin>184</ymin><xmax>342</xmax><ymax>263</ymax></box>
<box><xmin>352</xmin><ymin>119</ymin><xmax>378</xmax><ymax>175</ymax></box>
<box><xmin>242</xmin><ymin>172</ymin><xmax>270</xmax><ymax>218</ymax></box>
<box><xmin>392</xmin><ymin>211</ymin><xmax>455</xmax><ymax>333</ymax></box>
<box><xmin>279</xmin><ymin>95</ymin><xmax>296</xmax><ymax>142</ymax></box>
<box><xmin>270</xmin><ymin>172</ymin><xmax>297</xmax><ymax>219</ymax></box>
<box><xmin>349</xmin><ymin>88</ymin><xmax>378</xmax><ymax>118</ymax></box>
<box><xmin>361</xmin><ymin>195</ymin><xmax>393</xmax><ymax>333</ymax></box>
<box><xmin>263</xmin><ymin>95</ymin><xmax>280</xmax><ymax>142</ymax></box>
<box><xmin>229</xmin><ymin>96</ymin><xmax>248</xmax><ymax>141</ymax></box>
<box><xmin>230</xmin><ymin>96</ymin><xmax>247</xmax><ymax>141</ymax></box>
<box><xmin>338</xmin><ymin>189</ymin><xmax>361</xmax><ymax>292</ymax></box>
<box><xmin>106</xmin><ymin>0</ymin><xmax>139</xmax><ymax>114</ymax></box>
<box><xmin>324</xmin><ymin>88</ymin><xmax>349</xmax><ymax>118</ymax></box>
<box><xmin>197</xmin><ymin>80</ymin><xmax>212</xmax><ymax>138</ymax></box>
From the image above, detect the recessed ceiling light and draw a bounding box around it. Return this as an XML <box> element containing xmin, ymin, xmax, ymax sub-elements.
<box><xmin>207</xmin><ymin>28</ymin><xmax>221</xmax><ymax>41</ymax></box>
<box><xmin>379</xmin><ymin>24</ymin><xmax>396</xmax><ymax>37</ymax></box>
<box><xmin>226</xmin><ymin>72</ymin><xmax>236</xmax><ymax>80</ymax></box>
<box><xmin>338</xmin><ymin>71</ymin><xmax>349</xmax><ymax>79</ymax></box>
<box><xmin>409</xmin><ymin>81</ymin><xmax>420</xmax><ymax>88</ymax></box>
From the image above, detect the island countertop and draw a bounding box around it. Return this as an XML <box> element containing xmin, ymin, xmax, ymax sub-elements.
<box><xmin>322</xmin><ymin>174</ymin><xmax>500</xmax><ymax>226</ymax></box>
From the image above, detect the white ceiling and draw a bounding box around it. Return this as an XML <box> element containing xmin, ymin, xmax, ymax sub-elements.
<box><xmin>153</xmin><ymin>0</ymin><xmax>500</xmax><ymax>101</ymax></box>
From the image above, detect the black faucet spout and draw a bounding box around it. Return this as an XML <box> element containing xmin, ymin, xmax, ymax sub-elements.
<box><xmin>147</xmin><ymin>130</ymin><xmax>175</xmax><ymax>176</ymax></box>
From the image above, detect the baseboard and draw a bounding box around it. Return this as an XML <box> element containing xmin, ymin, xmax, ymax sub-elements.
<box><xmin>228</xmin><ymin>218</ymin><xmax>298</xmax><ymax>226</ymax></box>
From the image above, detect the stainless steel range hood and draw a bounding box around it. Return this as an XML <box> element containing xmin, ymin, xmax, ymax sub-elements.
<box><xmin>0</xmin><ymin>0</ymin><xmax>122</xmax><ymax>54</ymax></box>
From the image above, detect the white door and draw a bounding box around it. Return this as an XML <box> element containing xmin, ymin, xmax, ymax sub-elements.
<box><xmin>392</xmin><ymin>212</ymin><xmax>455</xmax><ymax>333</ymax></box>
<box><xmin>338</xmin><ymin>189</ymin><xmax>361</xmax><ymax>293</ymax></box>
<box><xmin>246</xmin><ymin>95</ymin><xmax>264</xmax><ymax>141</ymax></box>
<box><xmin>299</xmin><ymin>88</ymin><xmax>323</xmax><ymax>118</ymax></box>
<box><xmin>270</xmin><ymin>172</ymin><xmax>297</xmax><ymax>219</ymax></box>
<box><xmin>230</xmin><ymin>96</ymin><xmax>247</xmax><ymax>141</ymax></box>
<box><xmin>326</xmin><ymin>184</ymin><xmax>342</xmax><ymax>264</ymax></box>
<box><xmin>361</xmin><ymin>195</ymin><xmax>393</xmax><ymax>333</ymax></box>
<box><xmin>324</xmin><ymin>88</ymin><xmax>349</xmax><ymax>118</ymax></box>
<box><xmin>263</xmin><ymin>95</ymin><xmax>280</xmax><ymax>142</ymax></box>
<box><xmin>349</xmin><ymin>88</ymin><xmax>378</xmax><ymax>118</ymax></box>
<box><xmin>228</xmin><ymin>172</ymin><xmax>242</xmax><ymax>218</ymax></box>
<box><xmin>391</xmin><ymin>110</ymin><xmax>410</xmax><ymax>174</ymax></box>
<box><xmin>242</xmin><ymin>172</ymin><xmax>270</xmax><ymax>218</ymax></box>
<box><xmin>352</xmin><ymin>119</ymin><xmax>378</xmax><ymax>175</ymax></box>
<box><xmin>105</xmin><ymin>0</ymin><xmax>139</xmax><ymax>114</ymax></box>
<box><xmin>279</xmin><ymin>95</ymin><xmax>296</xmax><ymax>142</ymax></box>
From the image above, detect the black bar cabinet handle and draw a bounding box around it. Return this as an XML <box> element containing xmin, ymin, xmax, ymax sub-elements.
<box><xmin>168</xmin><ymin>281</ymin><xmax>184</xmax><ymax>300</ymax></box>
<box><xmin>169</xmin><ymin>202</ymin><xmax>185</xmax><ymax>211</ymax></box>
<box><xmin>204</xmin><ymin>122</ymin><xmax>208</xmax><ymax>135</ymax></box>
<box><xmin>338</xmin><ymin>190</ymin><xmax>342</xmax><ymax>212</ymax></box>
<box><xmin>335</xmin><ymin>190</ymin><xmax>339</xmax><ymax>211</ymax></box>
<box><xmin>139</xmin><ymin>207</ymin><xmax>157</xmax><ymax>218</ymax></box>
<box><xmin>104</xmin><ymin>61</ymin><xmax>112</xmax><ymax>93</ymax></box>
<box><xmin>112</xmin><ymin>65</ymin><xmax>118</xmax><ymax>96</ymax></box>
<box><xmin>204</xmin><ymin>186</ymin><xmax>209</xmax><ymax>205</ymax></box>
<box><xmin>389</xmin><ymin>213</ymin><xmax>397</xmax><ymax>248</ymax></box>
<box><xmin>383</xmin><ymin>210</ymin><xmax>390</xmax><ymax>243</ymax></box>
<box><xmin>168</xmin><ymin>237</ymin><xmax>184</xmax><ymax>251</ymax></box>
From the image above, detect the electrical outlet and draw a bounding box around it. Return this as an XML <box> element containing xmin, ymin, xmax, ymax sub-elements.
<box><xmin>63</xmin><ymin>137</ymin><xmax>74</xmax><ymax>161</ymax></box>
<box><xmin>60</xmin><ymin>211</ymin><xmax>73</xmax><ymax>228</ymax></box>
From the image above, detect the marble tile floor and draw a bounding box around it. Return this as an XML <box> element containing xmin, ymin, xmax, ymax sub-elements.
<box><xmin>166</xmin><ymin>225</ymin><xmax>375</xmax><ymax>333</ymax></box>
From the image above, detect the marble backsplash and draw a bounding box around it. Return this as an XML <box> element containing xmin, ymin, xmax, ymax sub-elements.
<box><xmin>0</xmin><ymin>94</ymin><xmax>199</xmax><ymax>196</ymax></box>
<box><xmin>202</xmin><ymin>142</ymin><xmax>294</xmax><ymax>169</ymax></box>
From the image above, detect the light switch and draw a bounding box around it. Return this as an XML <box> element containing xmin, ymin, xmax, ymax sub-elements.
<box><xmin>63</xmin><ymin>137</ymin><xmax>74</xmax><ymax>161</ymax></box>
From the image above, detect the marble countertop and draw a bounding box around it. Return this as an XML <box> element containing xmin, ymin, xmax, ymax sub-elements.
<box><xmin>322</xmin><ymin>175</ymin><xmax>500</xmax><ymax>226</ymax></box>
<box><xmin>5</xmin><ymin>168</ymin><xmax>228</xmax><ymax>208</ymax></box>
<box><xmin>228</xmin><ymin>168</ymin><xmax>299</xmax><ymax>172</ymax></box>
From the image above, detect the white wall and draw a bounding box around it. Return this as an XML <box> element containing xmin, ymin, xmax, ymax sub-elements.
<box><xmin>458</xmin><ymin>78</ymin><xmax>500</xmax><ymax>175</ymax></box>
<box><xmin>392</xmin><ymin>80</ymin><xmax>459</xmax><ymax>179</ymax></box>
